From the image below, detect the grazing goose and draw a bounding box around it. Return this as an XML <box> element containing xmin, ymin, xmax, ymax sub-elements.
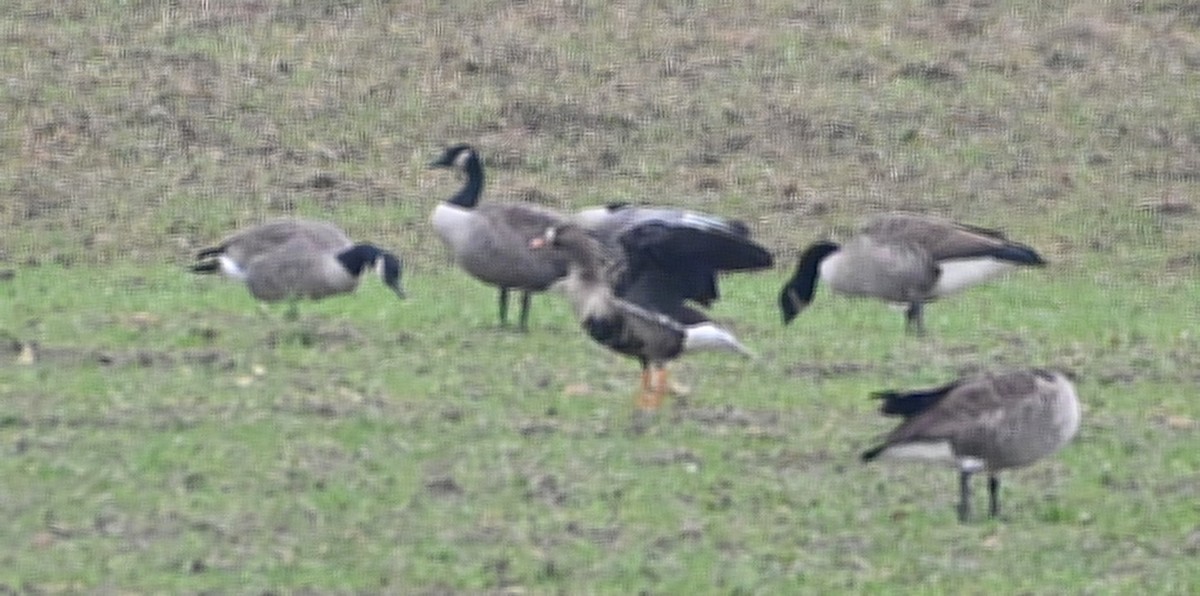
<box><xmin>529</xmin><ymin>224</ymin><xmax>753</xmax><ymax>410</ymax></box>
<box><xmin>429</xmin><ymin>144</ymin><xmax>569</xmax><ymax>331</ymax></box>
<box><xmin>192</xmin><ymin>218</ymin><xmax>404</xmax><ymax>315</ymax></box>
<box><xmin>574</xmin><ymin>204</ymin><xmax>774</xmax><ymax>323</ymax></box>
<box><xmin>779</xmin><ymin>213</ymin><xmax>1046</xmax><ymax>334</ymax></box>
<box><xmin>862</xmin><ymin>369</ymin><xmax>1081</xmax><ymax>522</ymax></box>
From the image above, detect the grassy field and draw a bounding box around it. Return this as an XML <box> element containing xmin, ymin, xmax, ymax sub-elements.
<box><xmin>1</xmin><ymin>0</ymin><xmax>1199</xmax><ymax>592</ymax></box>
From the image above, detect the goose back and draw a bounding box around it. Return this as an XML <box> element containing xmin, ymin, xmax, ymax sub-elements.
<box><xmin>203</xmin><ymin>218</ymin><xmax>352</xmax><ymax>268</ymax></box>
<box><xmin>242</xmin><ymin>238</ymin><xmax>361</xmax><ymax>302</ymax></box>
<box><xmin>194</xmin><ymin>220</ymin><xmax>404</xmax><ymax>303</ymax></box>
<box><xmin>864</xmin><ymin>369</ymin><xmax>1080</xmax><ymax>472</ymax></box>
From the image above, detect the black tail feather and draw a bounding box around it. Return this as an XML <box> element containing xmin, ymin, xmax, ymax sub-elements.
<box><xmin>861</xmin><ymin>444</ymin><xmax>887</xmax><ymax>462</ymax></box>
<box><xmin>195</xmin><ymin>246</ymin><xmax>224</xmax><ymax>260</ymax></box>
<box><xmin>871</xmin><ymin>381</ymin><xmax>959</xmax><ymax>417</ymax></box>
<box><xmin>191</xmin><ymin>259</ymin><xmax>220</xmax><ymax>274</ymax></box>
<box><xmin>991</xmin><ymin>242</ymin><xmax>1046</xmax><ymax>266</ymax></box>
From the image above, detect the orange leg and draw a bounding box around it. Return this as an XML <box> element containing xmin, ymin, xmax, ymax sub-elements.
<box><xmin>659</xmin><ymin>368</ymin><xmax>670</xmax><ymax>407</ymax></box>
<box><xmin>636</xmin><ymin>367</ymin><xmax>669</xmax><ymax>411</ymax></box>
<box><xmin>636</xmin><ymin>368</ymin><xmax>656</xmax><ymax>410</ymax></box>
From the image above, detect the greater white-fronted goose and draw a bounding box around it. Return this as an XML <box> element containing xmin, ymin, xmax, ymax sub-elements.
<box><xmin>574</xmin><ymin>203</ymin><xmax>774</xmax><ymax>323</ymax></box>
<box><xmin>429</xmin><ymin>144</ymin><xmax>569</xmax><ymax>331</ymax></box>
<box><xmin>779</xmin><ymin>213</ymin><xmax>1046</xmax><ymax>334</ymax></box>
<box><xmin>530</xmin><ymin>224</ymin><xmax>753</xmax><ymax>410</ymax></box>
<box><xmin>862</xmin><ymin>369</ymin><xmax>1081</xmax><ymax>522</ymax></box>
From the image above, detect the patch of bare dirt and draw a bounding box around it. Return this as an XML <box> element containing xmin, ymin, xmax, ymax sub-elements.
<box><xmin>262</xmin><ymin>323</ymin><xmax>364</xmax><ymax>350</ymax></box>
<box><xmin>0</xmin><ymin>337</ymin><xmax>235</xmax><ymax>370</ymax></box>
<box><xmin>784</xmin><ymin>361</ymin><xmax>874</xmax><ymax>379</ymax></box>
<box><xmin>521</xmin><ymin>473</ymin><xmax>568</xmax><ymax>507</ymax></box>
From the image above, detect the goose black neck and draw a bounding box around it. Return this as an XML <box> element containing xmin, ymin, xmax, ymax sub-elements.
<box><xmin>449</xmin><ymin>155</ymin><xmax>485</xmax><ymax>208</ymax></box>
<box><xmin>336</xmin><ymin>244</ymin><xmax>381</xmax><ymax>276</ymax></box>
<box><xmin>777</xmin><ymin>242</ymin><xmax>835</xmax><ymax>316</ymax></box>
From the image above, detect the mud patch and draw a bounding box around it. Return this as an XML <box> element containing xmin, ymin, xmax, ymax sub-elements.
<box><xmin>269</xmin><ymin>393</ymin><xmax>392</xmax><ymax>420</ymax></box>
<box><xmin>672</xmin><ymin>405</ymin><xmax>786</xmax><ymax>440</ymax></box>
<box><xmin>1</xmin><ymin>337</ymin><xmax>235</xmax><ymax>371</ymax></box>
<box><xmin>634</xmin><ymin>448</ymin><xmax>700</xmax><ymax>467</ymax></box>
<box><xmin>521</xmin><ymin>473</ymin><xmax>568</xmax><ymax>506</ymax></box>
<box><xmin>262</xmin><ymin>323</ymin><xmax>364</xmax><ymax>350</ymax></box>
<box><xmin>784</xmin><ymin>361</ymin><xmax>873</xmax><ymax>379</ymax></box>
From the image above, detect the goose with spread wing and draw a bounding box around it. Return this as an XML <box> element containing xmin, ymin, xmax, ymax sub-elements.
<box><xmin>530</xmin><ymin>224</ymin><xmax>753</xmax><ymax>411</ymax></box>
<box><xmin>575</xmin><ymin>203</ymin><xmax>774</xmax><ymax>323</ymax></box>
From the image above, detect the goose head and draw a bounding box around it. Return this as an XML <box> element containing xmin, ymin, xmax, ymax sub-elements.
<box><xmin>779</xmin><ymin>241</ymin><xmax>840</xmax><ymax>324</ymax></box>
<box><xmin>337</xmin><ymin>244</ymin><xmax>406</xmax><ymax>299</ymax></box>
<box><xmin>429</xmin><ymin>144</ymin><xmax>478</xmax><ymax>169</ymax></box>
<box><xmin>430</xmin><ymin>144</ymin><xmax>485</xmax><ymax>208</ymax></box>
<box><xmin>529</xmin><ymin>225</ymin><xmax>607</xmax><ymax>278</ymax></box>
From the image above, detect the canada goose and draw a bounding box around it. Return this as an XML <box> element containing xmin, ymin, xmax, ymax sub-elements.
<box><xmin>529</xmin><ymin>224</ymin><xmax>753</xmax><ymax>410</ymax></box>
<box><xmin>779</xmin><ymin>213</ymin><xmax>1046</xmax><ymax>334</ymax></box>
<box><xmin>862</xmin><ymin>369</ymin><xmax>1081</xmax><ymax>522</ymax></box>
<box><xmin>429</xmin><ymin>144</ymin><xmax>569</xmax><ymax>331</ymax></box>
<box><xmin>192</xmin><ymin>218</ymin><xmax>404</xmax><ymax>315</ymax></box>
<box><xmin>574</xmin><ymin>203</ymin><xmax>774</xmax><ymax>322</ymax></box>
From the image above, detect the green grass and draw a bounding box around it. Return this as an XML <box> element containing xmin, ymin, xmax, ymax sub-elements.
<box><xmin>1</xmin><ymin>264</ymin><xmax>1197</xmax><ymax>592</ymax></box>
<box><xmin>2</xmin><ymin>0</ymin><xmax>1200</xmax><ymax>592</ymax></box>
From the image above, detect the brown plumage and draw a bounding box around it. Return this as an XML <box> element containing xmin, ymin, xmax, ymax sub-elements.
<box><xmin>429</xmin><ymin>144</ymin><xmax>569</xmax><ymax>331</ymax></box>
<box><xmin>862</xmin><ymin>369</ymin><xmax>1081</xmax><ymax>522</ymax></box>
<box><xmin>197</xmin><ymin>218</ymin><xmax>353</xmax><ymax>264</ymax></box>
<box><xmin>191</xmin><ymin>219</ymin><xmax>404</xmax><ymax>316</ymax></box>
<box><xmin>530</xmin><ymin>224</ymin><xmax>752</xmax><ymax>410</ymax></box>
<box><xmin>780</xmin><ymin>213</ymin><xmax>1046</xmax><ymax>334</ymax></box>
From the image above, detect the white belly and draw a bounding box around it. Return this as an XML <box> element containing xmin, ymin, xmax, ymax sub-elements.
<box><xmin>874</xmin><ymin>441</ymin><xmax>986</xmax><ymax>473</ymax></box>
<box><xmin>933</xmin><ymin>258</ymin><xmax>1014</xmax><ymax>296</ymax></box>
<box><xmin>875</xmin><ymin>441</ymin><xmax>957</xmax><ymax>466</ymax></box>
<box><xmin>218</xmin><ymin>255</ymin><xmax>247</xmax><ymax>281</ymax></box>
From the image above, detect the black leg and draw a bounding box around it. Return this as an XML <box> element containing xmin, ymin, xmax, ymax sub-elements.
<box><xmin>518</xmin><ymin>291</ymin><xmax>532</xmax><ymax>332</ymax></box>
<box><xmin>498</xmin><ymin>287</ymin><xmax>510</xmax><ymax>327</ymax></box>
<box><xmin>905</xmin><ymin>302</ymin><xmax>926</xmax><ymax>336</ymax></box>
<box><xmin>988</xmin><ymin>474</ymin><xmax>1000</xmax><ymax>519</ymax></box>
<box><xmin>958</xmin><ymin>470</ymin><xmax>972</xmax><ymax>523</ymax></box>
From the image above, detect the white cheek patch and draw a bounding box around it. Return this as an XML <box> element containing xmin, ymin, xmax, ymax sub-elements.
<box><xmin>452</xmin><ymin>149</ymin><xmax>474</xmax><ymax>169</ymax></box>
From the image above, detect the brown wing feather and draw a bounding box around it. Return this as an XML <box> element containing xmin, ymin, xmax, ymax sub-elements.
<box><xmin>862</xmin><ymin>213</ymin><xmax>1015</xmax><ymax>261</ymax></box>
<box><xmin>212</xmin><ymin>219</ymin><xmax>352</xmax><ymax>263</ymax></box>
<box><xmin>884</xmin><ymin>371</ymin><xmax>1040</xmax><ymax>448</ymax></box>
<box><xmin>607</xmin><ymin>297</ymin><xmax>687</xmax><ymax>361</ymax></box>
<box><xmin>478</xmin><ymin>203</ymin><xmax>568</xmax><ymax>235</ymax></box>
